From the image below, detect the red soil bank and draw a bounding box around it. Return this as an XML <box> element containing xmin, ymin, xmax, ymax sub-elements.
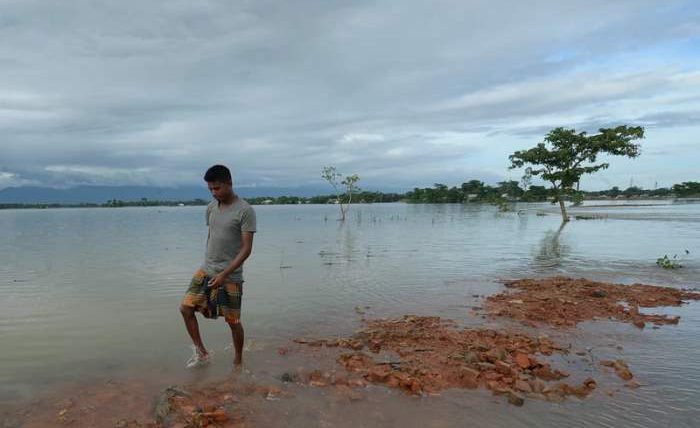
<box><xmin>486</xmin><ymin>277</ymin><xmax>700</xmax><ymax>328</ymax></box>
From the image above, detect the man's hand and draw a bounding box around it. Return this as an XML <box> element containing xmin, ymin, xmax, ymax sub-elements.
<box><xmin>208</xmin><ymin>272</ymin><xmax>227</xmax><ymax>289</ymax></box>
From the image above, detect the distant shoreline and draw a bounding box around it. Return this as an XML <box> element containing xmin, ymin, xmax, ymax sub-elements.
<box><xmin>2</xmin><ymin>197</ymin><xmax>699</xmax><ymax>211</ymax></box>
<box><xmin>2</xmin><ymin>180</ymin><xmax>698</xmax><ymax>209</ymax></box>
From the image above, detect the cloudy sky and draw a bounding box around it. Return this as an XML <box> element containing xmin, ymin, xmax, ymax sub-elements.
<box><xmin>1</xmin><ymin>0</ymin><xmax>699</xmax><ymax>191</ymax></box>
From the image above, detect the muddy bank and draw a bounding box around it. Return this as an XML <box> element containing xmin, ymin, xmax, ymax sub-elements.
<box><xmin>485</xmin><ymin>277</ymin><xmax>700</xmax><ymax>328</ymax></box>
<box><xmin>6</xmin><ymin>276</ymin><xmax>698</xmax><ymax>426</ymax></box>
<box><xmin>1</xmin><ymin>376</ymin><xmax>288</xmax><ymax>428</ymax></box>
<box><xmin>297</xmin><ymin>315</ymin><xmax>601</xmax><ymax>405</ymax></box>
<box><xmin>5</xmin><ymin>312</ymin><xmax>634</xmax><ymax>427</ymax></box>
<box><xmin>0</xmin><ymin>379</ymin><xmax>158</xmax><ymax>428</ymax></box>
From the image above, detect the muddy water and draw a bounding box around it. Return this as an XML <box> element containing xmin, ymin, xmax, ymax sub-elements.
<box><xmin>1</xmin><ymin>202</ymin><xmax>699</xmax><ymax>427</ymax></box>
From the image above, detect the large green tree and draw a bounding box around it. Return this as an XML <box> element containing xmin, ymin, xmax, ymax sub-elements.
<box><xmin>509</xmin><ymin>126</ymin><xmax>644</xmax><ymax>222</ymax></box>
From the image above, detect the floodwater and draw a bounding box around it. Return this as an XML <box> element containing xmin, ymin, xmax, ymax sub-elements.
<box><xmin>0</xmin><ymin>201</ymin><xmax>699</xmax><ymax>427</ymax></box>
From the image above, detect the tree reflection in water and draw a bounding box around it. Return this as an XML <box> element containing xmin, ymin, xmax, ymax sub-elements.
<box><xmin>534</xmin><ymin>222</ymin><xmax>569</xmax><ymax>269</ymax></box>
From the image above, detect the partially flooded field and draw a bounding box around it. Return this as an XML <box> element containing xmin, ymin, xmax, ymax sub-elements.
<box><xmin>1</xmin><ymin>202</ymin><xmax>699</xmax><ymax>427</ymax></box>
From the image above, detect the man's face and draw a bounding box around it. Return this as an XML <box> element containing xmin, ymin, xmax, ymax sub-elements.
<box><xmin>207</xmin><ymin>181</ymin><xmax>232</xmax><ymax>201</ymax></box>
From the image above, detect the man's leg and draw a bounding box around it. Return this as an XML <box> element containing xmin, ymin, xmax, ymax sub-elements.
<box><xmin>222</xmin><ymin>281</ymin><xmax>244</xmax><ymax>365</ymax></box>
<box><xmin>180</xmin><ymin>304</ymin><xmax>208</xmax><ymax>357</ymax></box>
<box><xmin>228</xmin><ymin>321</ymin><xmax>244</xmax><ymax>365</ymax></box>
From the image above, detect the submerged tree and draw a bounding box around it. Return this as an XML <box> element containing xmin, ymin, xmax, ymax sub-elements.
<box><xmin>509</xmin><ymin>126</ymin><xmax>644</xmax><ymax>222</ymax></box>
<box><xmin>321</xmin><ymin>166</ymin><xmax>360</xmax><ymax>221</ymax></box>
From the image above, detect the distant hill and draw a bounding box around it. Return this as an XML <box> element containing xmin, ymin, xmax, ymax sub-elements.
<box><xmin>0</xmin><ymin>185</ymin><xmax>336</xmax><ymax>204</ymax></box>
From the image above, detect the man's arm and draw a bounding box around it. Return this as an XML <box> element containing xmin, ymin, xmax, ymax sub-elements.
<box><xmin>208</xmin><ymin>231</ymin><xmax>254</xmax><ymax>288</ymax></box>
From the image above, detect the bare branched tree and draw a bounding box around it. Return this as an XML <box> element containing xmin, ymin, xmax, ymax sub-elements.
<box><xmin>321</xmin><ymin>166</ymin><xmax>360</xmax><ymax>221</ymax></box>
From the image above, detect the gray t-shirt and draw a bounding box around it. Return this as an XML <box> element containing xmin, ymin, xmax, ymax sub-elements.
<box><xmin>201</xmin><ymin>198</ymin><xmax>257</xmax><ymax>283</ymax></box>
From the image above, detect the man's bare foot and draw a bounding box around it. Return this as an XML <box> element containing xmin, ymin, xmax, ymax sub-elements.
<box><xmin>229</xmin><ymin>364</ymin><xmax>246</xmax><ymax>377</ymax></box>
<box><xmin>186</xmin><ymin>346</ymin><xmax>210</xmax><ymax>368</ymax></box>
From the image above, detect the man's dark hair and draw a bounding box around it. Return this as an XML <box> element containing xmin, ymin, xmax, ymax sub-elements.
<box><xmin>204</xmin><ymin>165</ymin><xmax>232</xmax><ymax>183</ymax></box>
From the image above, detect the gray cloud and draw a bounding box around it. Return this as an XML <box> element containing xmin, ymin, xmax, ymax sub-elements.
<box><xmin>1</xmin><ymin>0</ymin><xmax>699</xmax><ymax>190</ymax></box>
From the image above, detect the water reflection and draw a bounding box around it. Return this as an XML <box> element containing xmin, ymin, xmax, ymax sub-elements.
<box><xmin>533</xmin><ymin>222</ymin><xmax>569</xmax><ymax>269</ymax></box>
<box><xmin>339</xmin><ymin>221</ymin><xmax>357</xmax><ymax>263</ymax></box>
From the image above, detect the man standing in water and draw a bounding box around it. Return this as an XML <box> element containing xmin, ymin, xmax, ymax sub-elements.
<box><xmin>180</xmin><ymin>165</ymin><xmax>256</xmax><ymax>367</ymax></box>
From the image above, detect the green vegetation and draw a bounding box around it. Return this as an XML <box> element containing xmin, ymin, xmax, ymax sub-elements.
<box><xmin>509</xmin><ymin>126</ymin><xmax>645</xmax><ymax>222</ymax></box>
<box><xmin>246</xmin><ymin>191</ymin><xmax>403</xmax><ymax>205</ymax></box>
<box><xmin>402</xmin><ymin>181</ymin><xmax>699</xmax><ymax>205</ymax></box>
<box><xmin>102</xmin><ymin>198</ymin><xmax>208</xmax><ymax>207</ymax></box>
<box><xmin>656</xmin><ymin>250</ymin><xmax>690</xmax><ymax>269</ymax></box>
<box><xmin>672</xmin><ymin>182</ymin><xmax>700</xmax><ymax>198</ymax></box>
<box><xmin>656</xmin><ymin>255</ymin><xmax>683</xmax><ymax>269</ymax></box>
<box><xmin>571</xmin><ymin>191</ymin><xmax>584</xmax><ymax>207</ymax></box>
<box><xmin>405</xmin><ymin>180</ymin><xmax>533</xmax><ymax>204</ymax></box>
